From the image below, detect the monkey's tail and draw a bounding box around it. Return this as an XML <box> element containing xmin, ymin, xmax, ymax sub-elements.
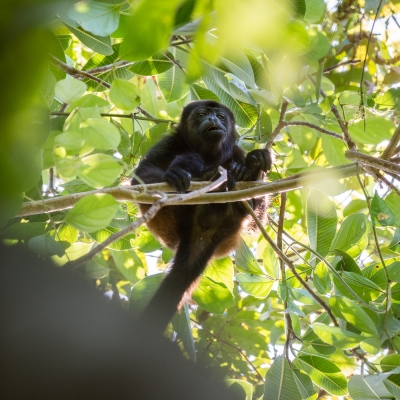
<box><xmin>138</xmin><ymin>238</ymin><xmax>216</xmax><ymax>334</ymax></box>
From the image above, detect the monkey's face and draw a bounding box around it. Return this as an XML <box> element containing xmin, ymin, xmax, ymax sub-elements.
<box><xmin>193</xmin><ymin>107</ymin><xmax>230</xmax><ymax>142</ymax></box>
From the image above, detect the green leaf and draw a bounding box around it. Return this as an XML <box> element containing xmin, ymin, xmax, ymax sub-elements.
<box><xmin>381</xmin><ymin>354</ymin><xmax>400</xmax><ymax>372</ymax></box>
<box><xmin>80</xmin><ymin>118</ymin><xmax>121</xmax><ymax>149</ymax></box>
<box><xmin>311</xmin><ymin>323</ymin><xmax>366</xmax><ymax>349</ymax></box>
<box><xmin>62</xmin><ymin>20</ymin><xmax>113</xmax><ymax>55</ymax></box>
<box><xmin>89</xmin><ymin>226</ymin><xmax>136</xmax><ymax>250</ymax></box>
<box><xmin>192</xmin><ymin>277</ymin><xmax>234</xmax><ymax>313</ymax></box>
<box><xmin>348</xmin><ymin>375</ymin><xmax>393</xmax><ymax>400</ymax></box>
<box><xmin>129</xmin><ymin>52</ymin><xmax>174</xmax><ymax>75</ymax></box>
<box><xmin>343</xmin><ymin>199</ymin><xmax>368</xmax><ymax>217</ymax></box>
<box><xmin>55</xmin><ymin>130</ymin><xmax>86</xmax><ymax>153</ymax></box>
<box><xmin>263</xmin><ymin>244</ymin><xmax>279</xmax><ymax>278</ymax></box>
<box><xmin>385</xmin><ymin>192</ymin><xmax>400</xmax><ymax>226</ymax></box>
<box><xmin>77</xmin><ymin>154</ymin><xmax>122</xmax><ymax>188</ymax></box>
<box><xmin>264</xmin><ymin>356</ymin><xmax>302</xmax><ymax>400</ymax></box>
<box><xmin>205</xmin><ymin>257</ymin><xmax>234</xmax><ymax>292</ymax></box>
<box><xmin>330</xmin><ymin>296</ymin><xmax>378</xmax><ymax>335</ymax></box>
<box><xmin>172</xmin><ymin>303</ymin><xmax>197</xmax><ymax>362</ymax></box>
<box><xmin>203</xmin><ymin>76</ymin><xmax>258</xmax><ymax>128</ymax></box>
<box><xmin>109</xmin><ymin>78</ymin><xmax>141</xmax><ymax>110</ymax></box>
<box><xmin>334</xmin><ymin>249</ymin><xmax>362</xmax><ymax>274</ymax></box>
<box><xmin>236</xmin><ymin>273</ymin><xmax>274</xmax><ymax>298</ymax></box>
<box><xmin>333</xmin><ymin>271</ymin><xmax>382</xmax><ymax>302</ymax></box>
<box><xmin>190</xmin><ymin>83</ymin><xmax>220</xmax><ymax>102</ymax></box>
<box><xmin>371</xmin><ymin>191</ymin><xmax>396</xmax><ymax>226</ymax></box>
<box><xmin>384</xmin><ymin>374</ymin><xmax>400</xmax><ymax>399</ymax></box>
<box><xmin>57</xmin><ymin>223</ymin><xmax>79</xmax><ymax>244</ymax></box>
<box><xmin>321</xmin><ymin>134</ymin><xmax>350</xmax><ymax>166</ymax></box>
<box><xmin>120</xmin><ymin>0</ymin><xmax>183</xmax><ymax>61</ymax></box>
<box><xmin>329</xmin><ymin>213</ymin><xmax>370</xmax><ymax>257</ymax></box>
<box><xmin>305</xmin><ymin>0</ymin><xmax>325</xmax><ymax>23</ymax></box>
<box><xmin>64</xmin><ymin>193</ymin><xmax>119</xmax><ymax>233</ymax></box>
<box><xmin>55</xmin><ymin>77</ymin><xmax>87</xmax><ymax>104</ymax></box>
<box><xmin>313</xmin><ymin>261</ymin><xmax>332</xmax><ymax>294</ymax></box>
<box><xmin>1</xmin><ymin>222</ymin><xmax>47</xmax><ymax>241</ymax></box>
<box><xmin>130</xmin><ymin>273</ymin><xmax>164</xmax><ymax>313</ymax></box>
<box><xmin>68</xmin><ymin>1</ymin><xmax>120</xmax><ymax>36</ymax></box>
<box><xmin>292</xmin><ymin>368</ymin><xmax>318</xmax><ymax>400</ymax></box>
<box><xmin>349</xmin><ymin>117</ymin><xmax>394</xmax><ymax>144</ymax></box>
<box><xmin>28</xmin><ymin>233</ymin><xmax>65</xmax><ymax>257</ymax></box>
<box><xmin>307</xmin><ymin>189</ymin><xmax>337</xmax><ymax>259</ymax></box>
<box><xmin>158</xmin><ymin>63</ymin><xmax>190</xmax><ymax>102</ymax></box>
<box><xmin>295</xmin><ymin>355</ymin><xmax>348</xmax><ymax>396</ymax></box>
<box><xmin>111</xmin><ymin>249</ymin><xmax>145</xmax><ymax>284</ymax></box>
<box><xmin>226</xmin><ymin>379</ymin><xmax>254</xmax><ymax>400</ymax></box>
<box><xmin>235</xmin><ymin>239</ymin><xmax>264</xmax><ymax>274</ymax></box>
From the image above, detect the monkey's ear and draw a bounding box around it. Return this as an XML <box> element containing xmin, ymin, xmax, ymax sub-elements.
<box><xmin>170</xmin><ymin>122</ymin><xmax>178</xmax><ymax>132</ymax></box>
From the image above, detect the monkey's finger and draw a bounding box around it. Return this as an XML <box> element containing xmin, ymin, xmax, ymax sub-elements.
<box><xmin>176</xmin><ymin>169</ymin><xmax>192</xmax><ymax>193</ymax></box>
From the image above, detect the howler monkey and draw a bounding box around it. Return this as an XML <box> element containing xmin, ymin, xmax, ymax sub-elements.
<box><xmin>131</xmin><ymin>100</ymin><xmax>271</xmax><ymax>332</ymax></box>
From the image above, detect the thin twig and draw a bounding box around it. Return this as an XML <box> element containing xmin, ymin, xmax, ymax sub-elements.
<box><xmin>86</xmin><ymin>60</ymin><xmax>134</xmax><ymax>75</ymax></box>
<box><xmin>321</xmin><ymin>59</ymin><xmax>361</xmax><ymax>74</ymax></box>
<box><xmin>190</xmin><ymin>318</ymin><xmax>265</xmax><ymax>382</ymax></box>
<box><xmin>266</xmin><ymin>100</ymin><xmax>289</xmax><ymax>150</ymax></box>
<box><xmin>162</xmin><ymin>51</ymin><xmax>185</xmax><ymax>73</ymax></box>
<box><xmin>50</xmin><ymin>111</ymin><xmax>170</xmax><ymax>124</ymax></box>
<box><xmin>50</xmin><ymin>55</ymin><xmax>111</xmax><ymax>89</ymax></box>
<box><xmin>283</xmin><ymin>121</ymin><xmax>343</xmax><ymax>141</ymax></box>
<box><xmin>67</xmin><ymin>168</ymin><xmax>228</xmax><ymax>267</ymax></box>
<box><xmin>242</xmin><ymin>202</ymin><xmax>339</xmax><ymax>327</ymax></box>
<box><xmin>307</xmin><ymin>74</ymin><xmax>357</xmax><ymax>151</ymax></box>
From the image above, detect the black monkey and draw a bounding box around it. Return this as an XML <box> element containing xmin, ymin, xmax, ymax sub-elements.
<box><xmin>131</xmin><ymin>100</ymin><xmax>271</xmax><ymax>332</ymax></box>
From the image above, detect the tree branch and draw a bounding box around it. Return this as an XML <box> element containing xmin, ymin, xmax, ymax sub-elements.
<box><xmin>16</xmin><ymin>163</ymin><xmax>361</xmax><ymax>217</ymax></box>
<box><xmin>266</xmin><ymin>100</ymin><xmax>288</xmax><ymax>150</ymax></box>
<box><xmin>86</xmin><ymin>60</ymin><xmax>134</xmax><ymax>75</ymax></box>
<box><xmin>50</xmin><ymin>55</ymin><xmax>111</xmax><ymax>89</ymax></box>
<box><xmin>345</xmin><ymin>150</ymin><xmax>400</xmax><ymax>175</ymax></box>
<box><xmin>283</xmin><ymin>121</ymin><xmax>343</xmax><ymax>141</ymax></box>
<box><xmin>380</xmin><ymin>126</ymin><xmax>400</xmax><ymax>160</ymax></box>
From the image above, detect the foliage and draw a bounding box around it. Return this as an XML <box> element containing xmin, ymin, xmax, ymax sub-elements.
<box><xmin>2</xmin><ymin>0</ymin><xmax>400</xmax><ymax>398</ymax></box>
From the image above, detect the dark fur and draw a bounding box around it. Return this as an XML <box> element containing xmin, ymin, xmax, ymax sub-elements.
<box><xmin>131</xmin><ymin>101</ymin><xmax>271</xmax><ymax>332</ymax></box>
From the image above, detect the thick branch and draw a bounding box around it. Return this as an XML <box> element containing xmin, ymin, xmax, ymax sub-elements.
<box><xmin>17</xmin><ymin>164</ymin><xmax>360</xmax><ymax>217</ymax></box>
<box><xmin>345</xmin><ymin>150</ymin><xmax>400</xmax><ymax>175</ymax></box>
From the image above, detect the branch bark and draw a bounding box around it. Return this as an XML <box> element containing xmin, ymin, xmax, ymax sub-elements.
<box><xmin>17</xmin><ymin>163</ymin><xmax>361</xmax><ymax>217</ymax></box>
<box><xmin>345</xmin><ymin>150</ymin><xmax>400</xmax><ymax>175</ymax></box>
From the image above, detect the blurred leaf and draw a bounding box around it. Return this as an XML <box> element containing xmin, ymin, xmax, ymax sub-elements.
<box><xmin>311</xmin><ymin>323</ymin><xmax>366</xmax><ymax>349</ymax></box>
<box><xmin>236</xmin><ymin>273</ymin><xmax>274</xmax><ymax>298</ymax></box>
<box><xmin>129</xmin><ymin>52</ymin><xmax>174</xmax><ymax>75</ymax></box>
<box><xmin>205</xmin><ymin>257</ymin><xmax>234</xmax><ymax>292</ymax></box>
<box><xmin>349</xmin><ymin>117</ymin><xmax>394</xmax><ymax>144</ymax></box>
<box><xmin>120</xmin><ymin>0</ymin><xmax>183</xmax><ymax>61</ymax></box>
<box><xmin>235</xmin><ymin>239</ymin><xmax>264</xmax><ymax>274</ymax></box>
<box><xmin>348</xmin><ymin>375</ymin><xmax>393</xmax><ymax>400</ymax></box>
<box><xmin>371</xmin><ymin>192</ymin><xmax>396</xmax><ymax>227</ymax></box>
<box><xmin>55</xmin><ymin>77</ymin><xmax>87</xmax><ymax>104</ymax></box>
<box><xmin>110</xmin><ymin>78</ymin><xmax>141</xmax><ymax>110</ymax></box>
<box><xmin>28</xmin><ymin>233</ymin><xmax>65</xmax><ymax>257</ymax></box>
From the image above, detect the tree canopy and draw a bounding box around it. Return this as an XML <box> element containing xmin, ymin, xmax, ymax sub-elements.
<box><xmin>1</xmin><ymin>0</ymin><xmax>400</xmax><ymax>398</ymax></box>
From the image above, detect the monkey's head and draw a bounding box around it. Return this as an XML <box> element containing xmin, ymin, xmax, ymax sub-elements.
<box><xmin>177</xmin><ymin>100</ymin><xmax>236</xmax><ymax>159</ymax></box>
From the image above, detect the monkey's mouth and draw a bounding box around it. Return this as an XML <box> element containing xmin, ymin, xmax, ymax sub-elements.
<box><xmin>207</xmin><ymin>126</ymin><xmax>220</xmax><ymax>131</ymax></box>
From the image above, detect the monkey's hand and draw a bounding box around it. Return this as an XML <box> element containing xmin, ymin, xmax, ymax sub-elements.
<box><xmin>164</xmin><ymin>167</ymin><xmax>192</xmax><ymax>193</ymax></box>
<box><xmin>246</xmin><ymin>149</ymin><xmax>272</xmax><ymax>179</ymax></box>
<box><xmin>230</xmin><ymin>161</ymin><xmax>252</xmax><ymax>181</ymax></box>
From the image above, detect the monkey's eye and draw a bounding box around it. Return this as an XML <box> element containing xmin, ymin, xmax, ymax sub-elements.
<box><xmin>217</xmin><ymin>114</ymin><xmax>225</xmax><ymax>120</ymax></box>
<box><xmin>197</xmin><ymin>112</ymin><xmax>207</xmax><ymax>117</ymax></box>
